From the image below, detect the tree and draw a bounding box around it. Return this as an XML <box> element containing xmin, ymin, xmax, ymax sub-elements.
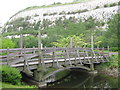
<box><xmin>105</xmin><ymin>14</ymin><xmax>120</xmax><ymax>47</ymax></box>
<box><xmin>22</xmin><ymin>36</ymin><xmax>38</xmax><ymax>48</ymax></box>
<box><xmin>0</xmin><ymin>38</ymin><xmax>15</xmax><ymax>49</ymax></box>
<box><xmin>51</xmin><ymin>34</ymin><xmax>87</xmax><ymax>47</ymax></box>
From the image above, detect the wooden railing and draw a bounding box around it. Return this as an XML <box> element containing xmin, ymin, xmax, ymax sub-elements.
<box><xmin>0</xmin><ymin>47</ymin><xmax>109</xmax><ymax>70</ymax></box>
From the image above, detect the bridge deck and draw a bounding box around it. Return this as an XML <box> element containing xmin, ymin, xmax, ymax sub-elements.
<box><xmin>11</xmin><ymin>56</ymin><xmax>104</xmax><ymax>67</ymax></box>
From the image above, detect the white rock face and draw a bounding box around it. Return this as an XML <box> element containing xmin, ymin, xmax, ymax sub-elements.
<box><xmin>9</xmin><ymin>0</ymin><xmax>119</xmax><ymax>23</ymax></box>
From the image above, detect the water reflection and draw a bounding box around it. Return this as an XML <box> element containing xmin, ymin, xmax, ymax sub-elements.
<box><xmin>47</xmin><ymin>69</ymin><xmax>118</xmax><ymax>88</ymax></box>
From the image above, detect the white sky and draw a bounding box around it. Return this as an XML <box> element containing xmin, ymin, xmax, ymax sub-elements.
<box><xmin>0</xmin><ymin>0</ymin><xmax>73</xmax><ymax>26</ymax></box>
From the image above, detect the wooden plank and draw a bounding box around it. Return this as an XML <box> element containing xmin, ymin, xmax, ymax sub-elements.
<box><xmin>73</xmin><ymin>48</ymin><xmax>77</xmax><ymax>65</ymax></box>
<box><xmin>84</xmin><ymin>48</ymin><xmax>91</xmax><ymax>64</ymax></box>
<box><xmin>54</xmin><ymin>47</ymin><xmax>60</xmax><ymax>67</ymax></box>
<box><xmin>76</xmin><ymin>49</ymin><xmax>83</xmax><ymax>65</ymax></box>
<box><xmin>7</xmin><ymin>48</ymin><xmax>10</xmax><ymax>65</ymax></box>
<box><xmin>11</xmin><ymin>56</ymin><xmax>103</xmax><ymax>68</ymax></box>
<box><xmin>66</xmin><ymin>48</ymin><xmax>72</xmax><ymax>66</ymax></box>
<box><xmin>91</xmin><ymin>49</ymin><xmax>99</xmax><ymax>63</ymax></box>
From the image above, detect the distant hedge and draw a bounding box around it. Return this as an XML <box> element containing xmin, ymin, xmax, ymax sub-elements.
<box><xmin>110</xmin><ymin>47</ymin><xmax>118</xmax><ymax>52</ymax></box>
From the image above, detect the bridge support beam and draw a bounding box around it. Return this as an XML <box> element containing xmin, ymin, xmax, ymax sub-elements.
<box><xmin>90</xmin><ymin>63</ymin><xmax>94</xmax><ymax>71</ymax></box>
<box><xmin>23</xmin><ymin>47</ymin><xmax>33</xmax><ymax>76</ymax></box>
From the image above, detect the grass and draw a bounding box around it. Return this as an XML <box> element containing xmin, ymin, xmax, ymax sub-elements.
<box><xmin>21</xmin><ymin>0</ymin><xmax>92</xmax><ymax>11</ymax></box>
<box><xmin>55</xmin><ymin>69</ymin><xmax>70</xmax><ymax>80</ymax></box>
<box><xmin>1</xmin><ymin>82</ymin><xmax>36</xmax><ymax>88</ymax></box>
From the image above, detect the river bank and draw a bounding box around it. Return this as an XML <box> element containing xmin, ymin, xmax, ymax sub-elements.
<box><xmin>97</xmin><ymin>68</ymin><xmax>119</xmax><ymax>78</ymax></box>
<box><xmin>1</xmin><ymin>82</ymin><xmax>36</xmax><ymax>88</ymax></box>
<box><xmin>96</xmin><ymin>54</ymin><xmax>119</xmax><ymax>78</ymax></box>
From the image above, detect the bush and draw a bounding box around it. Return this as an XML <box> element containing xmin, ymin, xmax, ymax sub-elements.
<box><xmin>0</xmin><ymin>38</ymin><xmax>15</xmax><ymax>49</ymax></box>
<box><xmin>118</xmin><ymin>1</ymin><xmax>120</xmax><ymax>5</ymax></box>
<box><xmin>104</xmin><ymin>4</ymin><xmax>109</xmax><ymax>7</ymax></box>
<box><xmin>1</xmin><ymin>65</ymin><xmax>22</xmax><ymax>85</ymax></box>
<box><xmin>110</xmin><ymin>47</ymin><xmax>118</xmax><ymax>52</ymax></box>
<box><xmin>95</xmin><ymin>6</ymin><xmax>100</xmax><ymax>9</ymax></box>
<box><xmin>110</xmin><ymin>3</ymin><xmax>117</xmax><ymax>7</ymax></box>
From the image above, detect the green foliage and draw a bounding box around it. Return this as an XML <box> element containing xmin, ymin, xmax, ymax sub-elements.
<box><xmin>109</xmin><ymin>55</ymin><xmax>118</xmax><ymax>67</ymax></box>
<box><xmin>55</xmin><ymin>69</ymin><xmax>70</xmax><ymax>80</ymax></box>
<box><xmin>11</xmin><ymin>35</ymin><xmax>38</xmax><ymax>48</ymax></box>
<box><xmin>97</xmin><ymin>55</ymin><xmax>118</xmax><ymax>70</ymax></box>
<box><xmin>1</xmin><ymin>65</ymin><xmax>22</xmax><ymax>85</ymax></box>
<box><xmin>23</xmin><ymin>36</ymin><xmax>38</xmax><ymax>48</ymax></box>
<box><xmin>2</xmin><ymin>29</ymin><xmax>38</xmax><ymax>37</ymax></box>
<box><xmin>52</xmin><ymin>34</ymin><xmax>87</xmax><ymax>47</ymax></box>
<box><xmin>11</xmin><ymin>38</ymin><xmax>20</xmax><ymax>48</ymax></box>
<box><xmin>110</xmin><ymin>47</ymin><xmax>118</xmax><ymax>52</ymax></box>
<box><xmin>2</xmin><ymin>13</ymin><xmax>119</xmax><ymax>49</ymax></box>
<box><xmin>104</xmin><ymin>3</ymin><xmax>118</xmax><ymax>8</ymax></box>
<box><xmin>0</xmin><ymin>38</ymin><xmax>15</xmax><ymax>49</ymax></box>
<box><xmin>118</xmin><ymin>1</ymin><xmax>120</xmax><ymax>5</ymax></box>
<box><xmin>104</xmin><ymin>4</ymin><xmax>109</xmax><ymax>7</ymax></box>
<box><xmin>105</xmin><ymin>14</ymin><xmax>119</xmax><ymax>47</ymax></box>
<box><xmin>109</xmin><ymin>3</ymin><xmax>117</xmax><ymax>7</ymax></box>
<box><xmin>1</xmin><ymin>82</ymin><xmax>36</xmax><ymax>88</ymax></box>
<box><xmin>42</xmin><ymin>17</ymin><xmax>100</xmax><ymax>47</ymax></box>
<box><xmin>95</xmin><ymin>6</ymin><xmax>100</xmax><ymax>9</ymax></box>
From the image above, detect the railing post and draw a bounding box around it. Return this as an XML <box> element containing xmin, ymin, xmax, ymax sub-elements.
<box><xmin>102</xmin><ymin>47</ymin><xmax>104</xmax><ymax>55</ymax></box>
<box><xmin>63</xmin><ymin>47</ymin><xmax>67</xmax><ymax>66</ymax></box>
<box><xmin>44</xmin><ymin>46</ymin><xmax>46</xmax><ymax>50</ymax></box>
<box><xmin>7</xmin><ymin>47</ymin><xmax>10</xmax><ymax>65</ymax></box>
<box><xmin>91</xmin><ymin>35</ymin><xmax>94</xmax><ymax>50</ymax></box>
<box><xmin>107</xmin><ymin>46</ymin><xmax>110</xmax><ymax>56</ymax></box>
<box><xmin>55</xmin><ymin>47</ymin><xmax>60</xmax><ymax>67</ymax></box>
<box><xmin>38</xmin><ymin>48</ymin><xmax>45</xmax><ymax>68</ymax></box>
<box><xmin>66</xmin><ymin>48</ymin><xmax>72</xmax><ymax>66</ymax></box>
<box><xmin>76</xmin><ymin>49</ymin><xmax>83</xmax><ymax>65</ymax></box>
<box><xmin>84</xmin><ymin>47</ymin><xmax>91</xmax><ymax>64</ymax></box>
<box><xmin>74</xmin><ymin>47</ymin><xmax>77</xmax><ymax>65</ymax></box>
<box><xmin>19</xmin><ymin>34</ymin><xmax>23</xmax><ymax>48</ymax></box>
<box><xmin>38</xmin><ymin>31</ymin><xmax>42</xmax><ymax>49</ymax></box>
<box><xmin>37</xmin><ymin>30</ymin><xmax>45</xmax><ymax>68</ymax></box>
<box><xmin>52</xmin><ymin>47</ymin><xmax>56</xmax><ymax>67</ymax></box>
<box><xmin>33</xmin><ymin>46</ymin><xmax>35</xmax><ymax>54</ymax></box>
<box><xmin>97</xmin><ymin>45</ymin><xmax>99</xmax><ymax>50</ymax></box>
<box><xmin>91</xmin><ymin>48</ymin><xmax>99</xmax><ymax>63</ymax></box>
<box><xmin>70</xmin><ymin>37</ymin><xmax>73</xmax><ymax>48</ymax></box>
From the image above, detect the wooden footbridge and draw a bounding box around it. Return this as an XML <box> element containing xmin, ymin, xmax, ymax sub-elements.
<box><xmin>0</xmin><ymin>47</ymin><xmax>109</xmax><ymax>86</ymax></box>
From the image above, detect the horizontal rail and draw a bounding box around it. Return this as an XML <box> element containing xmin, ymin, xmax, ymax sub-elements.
<box><xmin>0</xmin><ymin>47</ymin><xmax>109</xmax><ymax>68</ymax></box>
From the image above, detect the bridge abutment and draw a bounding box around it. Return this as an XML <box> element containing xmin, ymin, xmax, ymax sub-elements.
<box><xmin>33</xmin><ymin>66</ymin><xmax>47</xmax><ymax>81</ymax></box>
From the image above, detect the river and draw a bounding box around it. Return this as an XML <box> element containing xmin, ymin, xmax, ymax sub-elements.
<box><xmin>46</xmin><ymin>69</ymin><xmax>119</xmax><ymax>88</ymax></box>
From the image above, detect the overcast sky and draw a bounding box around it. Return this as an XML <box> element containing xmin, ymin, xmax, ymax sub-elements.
<box><xmin>0</xmin><ymin>0</ymin><xmax>73</xmax><ymax>26</ymax></box>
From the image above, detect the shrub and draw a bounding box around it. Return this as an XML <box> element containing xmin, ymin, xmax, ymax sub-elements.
<box><xmin>0</xmin><ymin>38</ymin><xmax>15</xmax><ymax>49</ymax></box>
<box><xmin>104</xmin><ymin>4</ymin><xmax>109</xmax><ymax>7</ymax></box>
<box><xmin>118</xmin><ymin>1</ymin><xmax>120</xmax><ymax>5</ymax></box>
<box><xmin>110</xmin><ymin>47</ymin><xmax>118</xmax><ymax>52</ymax></box>
<box><xmin>43</xmin><ymin>13</ymin><xmax>48</xmax><ymax>16</ymax></box>
<box><xmin>1</xmin><ymin>65</ymin><xmax>22</xmax><ymax>85</ymax></box>
<box><xmin>95</xmin><ymin>6</ymin><xmax>100</xmax><ymax>9</ymax></box>
<box><xmin>81</xmin><ymin>9</ymin><xmax>88</xmax><ymax>13</ymax></box>
<box><xmin>110</xmin><ymin>3</ymin><xmax>117</xmax><ymax>7</ymax></box>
